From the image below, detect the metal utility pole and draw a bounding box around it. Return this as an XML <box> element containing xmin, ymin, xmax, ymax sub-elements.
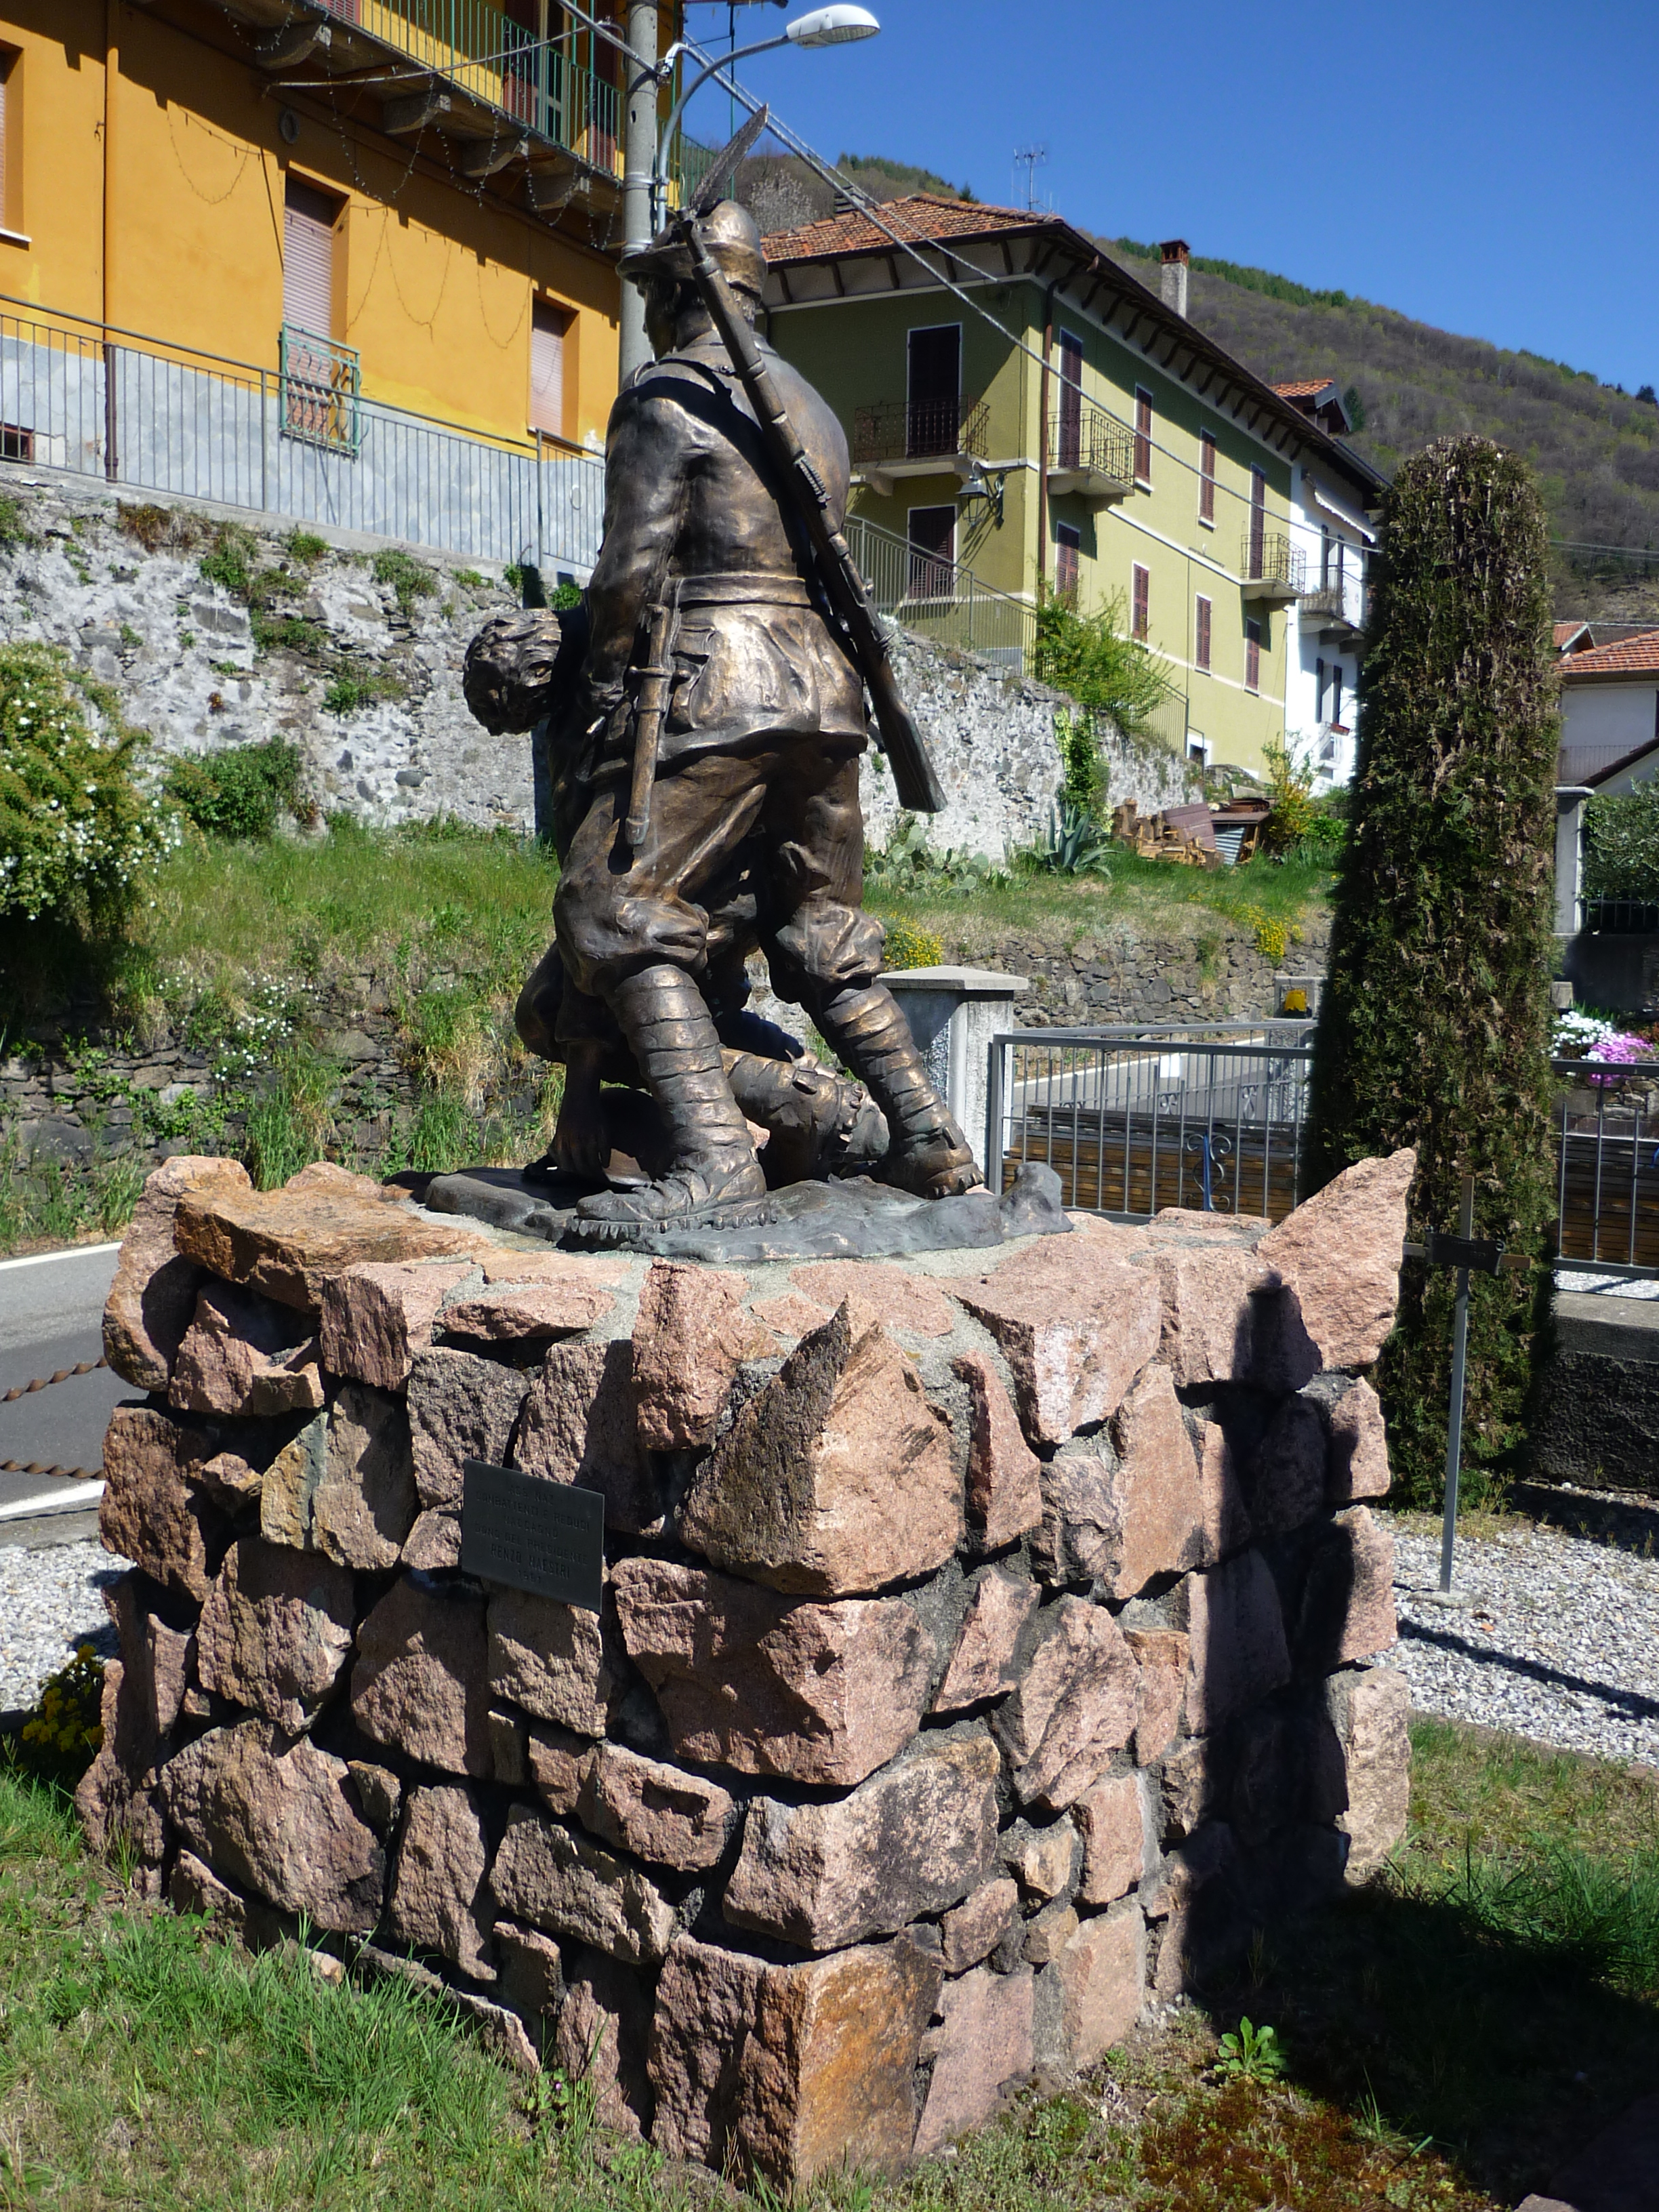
<box><xmin>619</xmin><ymin>0</ymin><xmax>660</xmax><ymax>386</ymax></box>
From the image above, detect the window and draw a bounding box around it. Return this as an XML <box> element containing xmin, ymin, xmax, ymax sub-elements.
<box><xmin>1187</xmin><ymin>733</ymin><xmax>1210</xmax><ymax>768</ymax></box>
<box><xmin>1330</xmin><ymin>664</ymin><xmax>1345</xmax><ymax>726</ymax></box>
<box><xmin>1134</xmin><ymin>386</ymin><xmax>1153</xmax><ymax>484</ymax></box>
<box><xmin>1055</xmin><ymin>520</ymin><xmax>1081</xmax><ymax>600</ymax></box>
<box><xmin>1248</xmin><ymin>466</ymin><xmax>1266</xmax><ymax>577</ymax></box>
<box><xmin>0</xmin><ymin>423</ymin><xmax>30</xmax><ymax>462</ymax></box>
<box><xmin>1315</xmin><ymin>656</ymin><xmax>1326</xmax><ymax>718</ymax></box>
<box><xmin>907</xmin><ymin>504</ymin><xmax>956</xmax><ymax>598</ymax></box>
<box><xmin>283</xmin><ymin>177</ymin><xmax>342</xmax><ymax>337</ymax></box>
<box><xmin>1131</xmin><ymin>562</ymin><xmax>1149</xmax><ymax>642</ymax></box>
<box><xmin>1198</xmin><ymin>431</ymin><xmax>1216</xmax><ymax>525</ymax></box>
<box><xmin>0</xmin><ymin>47</ymin><xmax>18</xmax><ymax>237</ymax></box>
<box><xmin>1194</xmin><ymin>594</ymin><xmax>1212</xmax><ymax>670</ymax></box>
<box><xmin>907</xmin><ymin>325</ymin><xmax>960</xmax><ymax>457</ymax></box>
<box><xmin>1319</xmin><ymin>524</ymin><xmax>1331</xmax><ymax>589</ymax></box>
<box><xmin>1057</xmin><ymin>329</ymin><xmax>1084</xmax><ymax>470</ymax></box>
<box><xmin>281</xmin><ymin>177</ymin><xmax>357</xmax><ymax>451</ymax></box>
<box><xmin>1244</xmin><ymin>617</ymin><xmax>1262</xmax><ymax>694</ymax></box>
<box><xmin>529</xmin><ymin>298</ymin><xmax>569</xmax><ymax>436</ymax></box>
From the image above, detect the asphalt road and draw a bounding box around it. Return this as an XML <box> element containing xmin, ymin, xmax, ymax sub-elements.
<box><xmin>0</xmin><ymin>1244</ymin><xmax>133</xmax><ymax>1542</ymax></box>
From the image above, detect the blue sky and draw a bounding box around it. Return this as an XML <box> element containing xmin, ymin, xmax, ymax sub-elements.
<box><xmin>682</xmin><ymin>0</ymin><xmax>1659</xmax><ymax>393</ymax></box>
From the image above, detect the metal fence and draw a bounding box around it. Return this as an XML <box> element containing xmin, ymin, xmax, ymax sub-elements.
<box><xmin>846</xmin><ymin>514</ymin><xmax>1036</xmax><ymax>672</ymax></box>
<box><xmin>985</xmin><ymin>1031</ymin><xmax>1659</xmax><ymax>1277</ymax></box>
<box><xmin>987</xmin><ymin>1023</ymin><xmax>1314</xmax><ymax>1221</ymax></box>
<box><xmin>1579</xmin><ymin>899</ymin><xmax>1659</xmax><ymax>935</ymax></box>
<box><xmin>0</xmin><ymin>298</ymin><xmax>605</xmax><ymax>572</ymax></box>
<box><xmin>1553</xmin><ymin>1054</ymin><xmax>1659</xmax><ymax>1277</ymax></box>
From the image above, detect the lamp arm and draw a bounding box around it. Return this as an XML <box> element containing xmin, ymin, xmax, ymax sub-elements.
<box><xmin>652</xmin><ymin>35</ymin><xmax>787</xmax><ymax>223</ymax></box>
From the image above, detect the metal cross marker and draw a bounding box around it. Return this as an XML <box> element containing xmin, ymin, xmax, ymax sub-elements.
<box><xmin>1404</xmin><ymin>1172</ymin><xmax>1508</xmax><ymax>1595</ymax></box>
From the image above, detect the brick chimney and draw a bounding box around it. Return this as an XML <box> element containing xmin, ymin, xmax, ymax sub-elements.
<box><xmin>1160</xmin><ymin>239</ymin><xmax>1190</xmax><ymax>319</ymax></box>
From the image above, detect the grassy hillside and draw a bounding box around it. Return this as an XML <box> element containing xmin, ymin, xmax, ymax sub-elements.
<box><xmin>1109</xmin><ymin>239</ymin><xmax>1659</xmax><ymax>620</ymax></box>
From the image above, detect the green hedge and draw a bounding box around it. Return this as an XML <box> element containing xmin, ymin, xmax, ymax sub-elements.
<box><xmin>1311</xmin><ymin>436</ymin><xmax>1559</xmax><ymax>1505</ymax></box>
<box><xmin>1584</xmin><ymin>785</ymin><xmax>1659</xmax><ymax>899</ymax></box>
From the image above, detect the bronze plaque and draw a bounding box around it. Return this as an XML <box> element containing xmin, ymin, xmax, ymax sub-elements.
<box><xmin>459</xmin><ymin>1458</ymin><xmax>604</xmax><ymax>1612</ymax></box>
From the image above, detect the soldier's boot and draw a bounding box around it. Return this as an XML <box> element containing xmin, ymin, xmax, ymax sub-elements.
<box><xmin>811</xmin><ymin>985</ymin><xmax>983</xmax><ymax>1199</ymax></box>
<box><xmin>573</xmin><ymin>966</ymin><xmax>771</xmax><ymax>1232</ymax></box>
<box><xmin>721</xmin><ymin>1050</ymin><xmax>887</xmax><ymax>1187</ymax></box>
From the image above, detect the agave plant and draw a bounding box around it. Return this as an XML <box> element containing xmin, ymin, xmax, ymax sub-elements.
<box><xmin>1038</xmin><ymin>797</ymin><xmax>1111</xmax><ymax>876</ymax></box>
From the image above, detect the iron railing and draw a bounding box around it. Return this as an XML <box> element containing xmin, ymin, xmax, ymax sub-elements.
<box><xmin>846</xmin><ymin>513</ymin><xmax>1036</xmax><ymax>672</ymax></box>
<box><xmin>344</xmin><ymin>1</ymin><xmax>623</xmax><ymax>176</ymax></box>
<box><xmin>1553</xmin><ymin>1054</ymin><xmax>1659</xmax><ymax>1276</ymax></box>
<box><xmin>1580</xmin><ymin>899</ymin><xmax>1659</xmax><ymax>935</ymax></box>
<box><xmin>987</xmin><ymin>1023</ymin><xmax>1314</xmax><ymax>1221</ymax></box>
<box><xmin>279</xmin><ymin>325</ymin><xmax>363</xmax><ymax>456</ymax></box>
<box><xmin>983</xmin><ymin>1030</ymin><xmax>1659</xmax><ymax>1280</ymax></box>
<box><xmin>852</xmin><ymin>396</ymin><xmax>989</xmax><ymax>466</ymax></box>
<box><xmin>0</xmin><ymin>297</ymin><xmax>603</xmax><ymax>570</ymax></box>
<box><xmin>1048</xmin><ymin>402</ymin><xmax>1134</xmax><ymax>485</ymax></box>
<box><xmin>1299</xmin><ymin>568</ymin><xmax>1365</xmax><ymax>630</ymax></box>
<box><xmin>1242</xmin><ymin>529</ymin><xmax>1306</xmax><ymax>594</ymax></box>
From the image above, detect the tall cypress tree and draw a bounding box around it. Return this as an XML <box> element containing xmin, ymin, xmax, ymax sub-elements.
<box><xmin>1311</xmin><ymin>436</ymin><xmax>1559</xmax><ymax>1504</ymax></box>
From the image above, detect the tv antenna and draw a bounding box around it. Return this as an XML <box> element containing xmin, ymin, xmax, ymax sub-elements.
<box><xmin>1013</xmin><ymin>144</ymin><xmax>1047</xmax><ymax>210</ymax></box>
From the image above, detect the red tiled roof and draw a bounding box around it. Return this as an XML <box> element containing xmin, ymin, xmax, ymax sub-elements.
<box><xmin>1555</xmin><ymin>620</ymin><xmax>1593</xmax><ymax>649</ymax></box>
<box><xmin>762</xmin><ymin>193</ymin><xmax>1044</xmax><ymax>264</ymax></box>
<box><xmin>1272</xmin><ymin>378</ymin><xmax>1336</xmax><ymax>400</ymax></box>
<box><xmin>1559</xmin><ymin>631</ymin><xmax>1659</xmax><ymax>679</ymax></box>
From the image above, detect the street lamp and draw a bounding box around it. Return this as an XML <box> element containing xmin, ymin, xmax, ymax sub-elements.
<box><xmin>650</xmin><ymin>8</ymin><xmax>880</xmax><ymax>232</ymax></box>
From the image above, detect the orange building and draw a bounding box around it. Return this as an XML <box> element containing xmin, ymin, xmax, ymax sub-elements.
<box><xmin>0</xmin><ymin>1</ymin><xmax>685</xmax><ymax>565</ymax></box>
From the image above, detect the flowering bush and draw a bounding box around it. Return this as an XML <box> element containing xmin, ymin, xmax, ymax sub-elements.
<box><xmin>0</xmin><ymin>644</ymin><xmax>180</xmax><ymax>925</ymax></box>
<box><xmin>1551</xmin><ymin>1010</ymin><xmax>1656</xmax><ymax>1084</ymax></box>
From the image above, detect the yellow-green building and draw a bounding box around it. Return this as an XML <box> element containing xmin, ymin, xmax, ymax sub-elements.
<box><xmin>762</xmin><ymin>198</ymin><xmax>1384</xmax><ymax>779</ymax></box>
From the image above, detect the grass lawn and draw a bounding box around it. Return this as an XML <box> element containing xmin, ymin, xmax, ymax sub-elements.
<box><xmin>0</xmin><ymin>821</ymin><xmax>1330</xmax><ymax>1257</ymax></box>
<box><xmin>1</xmin><ymin>1715</ymin><xmax>1654</xmax><ymax>2211</ymax></box>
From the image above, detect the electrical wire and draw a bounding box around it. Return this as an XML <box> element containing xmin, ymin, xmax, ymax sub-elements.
<box><xmin>679</xmin><ymin>48</ymin><xmax>1362</xmax><ymax>539</ymax></box>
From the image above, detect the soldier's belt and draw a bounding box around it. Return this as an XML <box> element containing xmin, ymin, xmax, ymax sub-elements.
<box><xmin>674</xmin><ymin>571</ymin><xmax>814</xmax><ymax>610</ymax></box>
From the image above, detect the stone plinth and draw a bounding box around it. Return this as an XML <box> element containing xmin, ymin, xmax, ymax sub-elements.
<box><xmin>82</xmin><ymin>1149</ymin><xmax>1414</xmax><ymax>2188</ymax></box>
<box><xmin>882</xmin><ymin>968</ymin><xmax>1029</xmax><ymax>1174</ymax></box>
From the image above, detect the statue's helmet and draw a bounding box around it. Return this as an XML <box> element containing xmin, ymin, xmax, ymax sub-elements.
<box><xmin>619</xmin><ymin>199</ymin><xmax>766</xmax><ymax>304</ymax></box>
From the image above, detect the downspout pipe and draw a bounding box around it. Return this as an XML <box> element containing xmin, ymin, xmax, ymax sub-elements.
<box><xmin>1036</xmin><ymin>276</ymin><xmax>1056</xmax><ymax>600</ymax></box>
<box><xmin>103</xmin><ymin>0</ymin><xmax>119</xmax><ymax>482</ymax></box>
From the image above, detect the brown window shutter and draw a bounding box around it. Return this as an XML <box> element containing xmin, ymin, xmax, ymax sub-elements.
<box><xmin>1055</xmin><ymin>521</ymin><xmax>1081</xmax><ymax>600</ymax></box>
<box><xmin>1134</xmin><ymin>388</ymin><xmax>1152</xmax><ymax>484</ymax></box>
<box><xmin>1195</xmin><ymin>594</ymin><xmax>1211</xmax><ymax>670</ymax></box>
<box><xmin>1199</xmin><ymin>432</ymin><xmax>1216</xmax><ymax>523</ymax></box>
<box><xmin>529</xmin><ymin>300</ymin><xmax>567</xmax><ymax>435</ymax></box>
<box><xmin>283</xmin><ymin>179</ymin><xmax>340</xmax><ymax>338</ymax></box>
<box><xmin>1132</xmin><ymin>562</ymin><xmax>1149</xmax><ymax>641</ymax></box>
<box><xmin>1245</xmin><ymin>617</ymin><xmax>1261</xmax><ymax>693</ymax></box>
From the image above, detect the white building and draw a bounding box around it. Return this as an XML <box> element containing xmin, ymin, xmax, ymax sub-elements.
<box><xmin>1557</xmin><ymin>630</ymin><xmax>1659</xmax><ymax>788</ymax></box>
<box><xmin>1274</xmin><ymin>380</ymin><xmax>1375</xmax><ymax>790</ymax></box>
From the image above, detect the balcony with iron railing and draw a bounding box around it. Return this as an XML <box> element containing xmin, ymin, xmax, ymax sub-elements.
<box><xmin>1240</xmin><ymin>529</ymin><xmax>1306</xmax><ymax>604</ymax></box>
<box><xmin>1046</xmin><ymin>403</ymin><xmax>1134</xmax><ymax>508</ymax></box>
<box><xmin>209</xmin><ymin>0</ymin><xmax>707</xmax><ymax>203</ymax></box>
<box><xmin>851</xmin><ymin>396</ymin><xmax>989</xmax><ymax>493</ymax></box>
<box><xmin>1298</xmin><ymin>565</ymin><xmax>1366</xmax><ymax>639</ymax></box>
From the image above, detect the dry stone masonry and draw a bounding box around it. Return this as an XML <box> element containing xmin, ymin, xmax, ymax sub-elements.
<box><xmin>80</xmin><ymin>1148</ymin><xmax>1414</xmax><ymax>2188</ymax></box>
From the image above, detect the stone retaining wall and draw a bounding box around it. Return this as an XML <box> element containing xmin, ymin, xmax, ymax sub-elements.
<box><xmin>3</xmin><ymin>918</ymin><xmax>1331</xmax><ymax>1182</ymax></box>
<box><xmin>0</xmin><ymin>464</ymin><xmax>1185</xmax><ymax>860</ymax></box>
<box><xmin>80</xmin><ymin>1149</ymin><xmax>1412</xmax><ymax>2186</ymax></box>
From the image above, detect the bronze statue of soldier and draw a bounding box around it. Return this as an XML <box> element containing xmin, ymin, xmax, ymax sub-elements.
<box><xmin>469</xmin><ymin>195</ymin><xmax>981</xmax><ymax>1235</ymax></box>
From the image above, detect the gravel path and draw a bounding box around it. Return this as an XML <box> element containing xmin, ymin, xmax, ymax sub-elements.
<box><xmin>0</xmin><ymin>1540</ymin><xmax>129</xmax><ymax>1715</ymax></box>
<box><xmin>1387</xmin><ymin>1517</ymin><xmax>1659</xmax><ymax>1766</ymax></box>
<box><xmin>5</xmin><ymin>1518</ymin><xmax>1657</xmax><ymax>1769</ymax></box>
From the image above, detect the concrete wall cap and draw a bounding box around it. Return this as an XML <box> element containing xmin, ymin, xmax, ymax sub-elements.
<box><xmin>882</xmin><ymin>969</ymin><xmax>1030</xmax><ymax>996</ymax></box>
